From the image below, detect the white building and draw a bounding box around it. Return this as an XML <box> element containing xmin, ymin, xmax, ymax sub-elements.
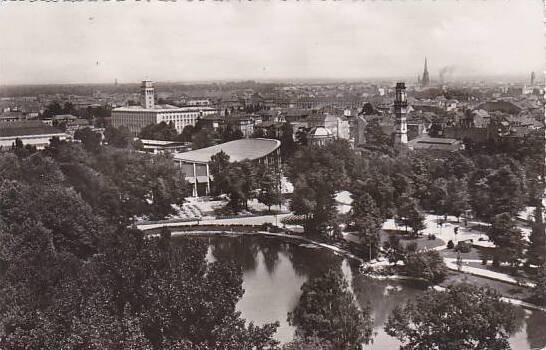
<box><xmin>0</xmin><ymin>121</ymin><xmax>69</xmax><ymax>150</ymax></box>
<box><xmin>112</xmin><ymin>81</ymin><xmax>217</xmax><ymax>136</ymax></box>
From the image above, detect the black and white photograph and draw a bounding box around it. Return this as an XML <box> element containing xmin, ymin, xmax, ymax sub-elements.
<box><xmin>0</xmin><ymin>1</ymin><xmax>545</xmax><ymax>349</ymax></box>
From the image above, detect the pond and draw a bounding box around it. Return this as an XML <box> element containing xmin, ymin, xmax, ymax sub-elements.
<box><xmin>188</xmin><ymin>234</ymin><xmax>546</xmax><ymax>350</ymax></box>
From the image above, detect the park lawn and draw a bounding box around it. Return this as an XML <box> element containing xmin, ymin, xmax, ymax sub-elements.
<box><xmin>440</xmin><ymin>271</ymin><xmax>534</xmax><ymax>300</ymax></box>
<box><xmin>440</xmin><ymin>246</ymin><xmax>484</xmax><ymax>260</ymax></box>
<box><xmin>381</xmin><ymin>230</ymin><xmax>445</xmax><ymax>250</ymax></box>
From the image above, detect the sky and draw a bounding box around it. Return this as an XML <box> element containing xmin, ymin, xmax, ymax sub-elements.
<box><xmin>0</xmin><ymin>0</ymin><xmax>543</xmax><ymax>84</ymax></box>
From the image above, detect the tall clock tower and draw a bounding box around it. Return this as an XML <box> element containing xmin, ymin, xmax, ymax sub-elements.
<box><xmin>140</xmin><ymin>80</ymin><xmax>155</xmax><ymax>109</ymax></box>
<box><xmin>393</xmin><ymin>82</ymin><xmax>408</xmax><ymax>148</ymax></box>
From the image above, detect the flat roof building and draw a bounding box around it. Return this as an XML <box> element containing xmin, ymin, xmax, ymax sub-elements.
<box><xmin>173</xmin><ymin>138</ymin><xmax>281</xmax><ymax>196</ymax></box>
<box><xmin>408</xmin><ymin>136</ymin><xmax>464</xmax><ymax>153</ymax></box>
<box><xmin>112</xmin><ymin>81</ymin><xmax>217</xmax><ymax>136</ymax></box>
<box><xmin>0</xmin><ymin>121</ymin><xmax>68</xmax><ymax>150</ymax></box>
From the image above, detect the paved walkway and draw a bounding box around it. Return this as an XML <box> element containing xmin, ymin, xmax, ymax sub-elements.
<box><xmin>379</xmin><ymin>214</ymin><xmax>539</xmax><ymax>289</ymax></box>
<box><xmin>383</xmin><ymin>214</ymin><xmax>495</xmax><ymax>249</ymax></box>
<box><xmin>444</xmin><ymin>258</ymin><xmax>536</xmax><ymax>288</ymax></box>
<box><xmin>137</xmin><ymin>213</ymin><xmax>292</xmax><ymax>230</ymax></box>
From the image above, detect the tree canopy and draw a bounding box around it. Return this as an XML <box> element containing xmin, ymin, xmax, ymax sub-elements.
<box><xmin>385</xmin><ymin>284</ymin><xmax>523</xmax><ymax>350</ymax></box>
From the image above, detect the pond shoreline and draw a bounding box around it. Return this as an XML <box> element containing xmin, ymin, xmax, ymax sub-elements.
<box><xmin>143</xmin><ymin>226</ymin><xmax>546</xmax><ymax>312</ymax></box>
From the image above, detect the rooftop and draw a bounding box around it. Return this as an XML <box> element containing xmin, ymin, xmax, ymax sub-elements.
<box><xmin>0</xmin><ymin>121</ymin><xmax>65</xmax><ymax>138</ymax></box>
<box><xmin>408</xmin><ymin>136</ymin><xmax>463</xmax><ymax>151</ymax></box>
<box><xmin>173</xmin><ymin>138</ymin><xmax>280</xmax><ymax>164</ymax></box>
<box><xmin>113</xmin><ymin>105</ymin><xmax>216</xmax><ymax>113</ymax></box>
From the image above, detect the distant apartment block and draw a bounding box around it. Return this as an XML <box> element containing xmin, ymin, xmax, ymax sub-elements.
<box><xmin>111</xmin><ymin>81</ymin><xmax>217</xmax><ymax>136</ymax></box>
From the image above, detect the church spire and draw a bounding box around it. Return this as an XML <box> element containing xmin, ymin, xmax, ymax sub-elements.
<box><xmin>421</xmin><ymin>57</ymin><xmax>430</xmax><ymax>87</ymax></box>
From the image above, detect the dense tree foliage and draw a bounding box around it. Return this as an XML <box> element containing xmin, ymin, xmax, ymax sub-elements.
<box><xmin>104</xmin><ymin>126</ymin><xmax>132</xmax><ymax>148</ymax></box>
<box><xmin>488</xmin><ymin>213</ymin><xmax>525</xmax><ymax>266</ymax></box>
<box><xmin>74</xmin><ymin>127</ymin><xmax>102</xmax><ymax>153</ymax></box>
<box><xmin>385</xmin><ymin>284</ymin><xmax>523</xmax><ymax>350</ymax></box>
<box><xmin>403</xmin><ymin>250</ymin><xmax>447</xmax><ymax>284</ymax></box>
<box><xmin>0</xmin><ymin>143</ymin><xmax>279</xmax><ymax>349</ymax></box>
<box><xmin>138</xmin><ymin>121</ymin><xmax>178</xmax><ymax>141</ymax></box>
<box><xmin>287</xmin><ymin>141</ymin><xmax>351</xmax><ymax>235</ymax></box>
<box><xmin>395</xmin><ymin>195</ymin><xmax>426</xmax><ymax>237</ymax></box>
<box><xmin>288</xmin><ymin>270</ymin><xmax>374</xmax><ymax>349</ymax></box>
<box><xmin>348</xmin><ymin>192</ymin><xmax>383</xmax><ymax>259</ymax></box>
<box><xmin>527</xmin><ymin>221</ymin><xmax>545</xmax><ymax>268</ymax></box>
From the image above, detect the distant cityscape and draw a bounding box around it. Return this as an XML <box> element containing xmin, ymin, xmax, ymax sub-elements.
<box><xmin>0</xmin><ymin>57</ymin><xmax>543</xmax><ymax>156</ymax></box>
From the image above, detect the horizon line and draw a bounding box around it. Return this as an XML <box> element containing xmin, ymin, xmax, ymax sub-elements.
<box><xmin>0</xmin><ymin>74</ymin><xmax>542</xmax><ymax>88</ymax></box>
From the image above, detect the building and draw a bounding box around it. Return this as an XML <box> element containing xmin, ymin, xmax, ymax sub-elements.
<box><xmin>408</xmin><ymin>136</ymin><xmax>464</xmax><ymax>153</ymax></box>
<box><xmin>0</xmin><ymin>121</ymin><xmax>68</xmax><ymax>150</ymax></box>
<box><xmin>393</xmin><ymin>82</ymin><xmax>409</xmax><ymax>148</ymax></box>
<box><xmin>173</xmin><ymin>138</ymin><xmax>281</xmax><ymax>196</ymax></box>
<box><xmin>139</xmin><ymin>139</ymin><xmax>192</xmax><ymax>154</ymax></box>
<box><xmin>307</xmin><ymin>113</ymin><xmax>350</xmax><ymax>140</ymax></box>
<box><xmin>308</xmin><ymin>126</ymin><xmax>335</xmax><ymax>146</ymax></box>
<box><xmin>421</xmin><ymin>58</ymin><xmax>430</xmax><ymax>87</ymax></box>
<box><xmin>226</xmin><ymin>115</ymin><xmax>255</xmax><ymax>138</ymax></box>
<box><xmin>112</xmin><ymin>80</ymin><xmax>217</xmax><ymax>136</ymax></box>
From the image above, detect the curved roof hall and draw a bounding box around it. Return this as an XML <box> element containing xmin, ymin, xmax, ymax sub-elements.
<box><xmin>173</xmin><ymin>138</ymin><xmax>281</xmax><ymax>164</ymax></box>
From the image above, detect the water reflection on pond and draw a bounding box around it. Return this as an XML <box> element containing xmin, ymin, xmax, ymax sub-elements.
<box><xmin>188</xmin><ymin>235</ymin><xmax>545</xmax><ymax>350</ymax></box>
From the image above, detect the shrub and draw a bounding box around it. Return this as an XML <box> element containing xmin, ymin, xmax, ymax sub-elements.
<box><xmin>457</xmin><ymin>241</ymin><xmax>471</xmax><ymax>253</ymax></box>
<box><xmin>405</xmin><ymin>241</ymin><xmax>418</xmax><ymax>253</ymax></box>
<box><xmin>428</xmin><ymin>234</ymin><xmax>436</xmax><ymax>240</ymax></box>
<box><xmin>447</xmin><ymin>240</ymin><xmax>455</xmax><ymax>249</ymax></box>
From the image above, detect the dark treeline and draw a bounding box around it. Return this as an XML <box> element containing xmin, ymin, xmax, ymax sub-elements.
<box><xmin>0</xmin><ymin>140</ymin><xmax>281</xmax><ymax>349</ymax></box>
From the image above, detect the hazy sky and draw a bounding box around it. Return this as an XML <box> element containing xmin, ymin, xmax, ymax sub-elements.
<box><xmin>0</xmin><ymin>1</ymin><xmax>543</xmax><ymax>84</ymax></box>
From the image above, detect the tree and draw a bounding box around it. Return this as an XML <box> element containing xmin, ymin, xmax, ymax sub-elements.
<box><xmin>472</xmin><ymin>166</ymin><xmax>526</xmax><ymax>222</ymax></box>
<box><xmin>288</xmin><ymin>270</ymin><xmax>374</xmax><ymax>349</ymax></box>
<box><xmin>526</xmin><ymin>222</ymin><xmax>545</xmax><ymax>268</ymax></box>
<box><xmin>395</xmin><ymin>195</ymin><xmax>425</xmax><ymax>237</ymax></box>
<box><xmin>209</xmin><ymin>151</ymin><xmax>231</xmax><ymax>196</ymax></box>
<box><xmin>425</xmin><ymin>178</ymin><xmax>447</xmax><ymax>214</ymax></box>
<box><xmin>489</xmin><ymin>213</ymin><xmax>525</xmax><ymax>266</ymax></box>
<box><xmin>192</xmin><ymin>129</ymin><xmax>215</xmax><ymax>150</ymax></box>
<box><xmin>177</xmin><ymin>125</ymin><xmax>194</xmax><ymax>142</ymax></box>
<box><xmin>138</xmin><ymin>122</ymin><xmax>178</xmax><ymax>141</ymax></box>
<box><xmin>287</xmin><ymin>144</ymin><xmax>348</xmax><ymax>236</ymax></box>
<box><xmin>403</xmin><ymin>250</ymin><xmax>447</xmax><ymax>284</ymax></box>
<box><xmin>445</xmin><ymin>176</ymin><xmax>470</xmax><ymax>221</ymax></box>
<box><xmin>383</xmin><ymin>234</ymin><xmax>405</xmax><ymax>265</ymax></box>
<box><xmin>0</xmin><ymin>227</ymin><xmax>280</xmax><ymax>350</ymax></box>
<box><xmin>256</xmin><ymin>165</ymin><xmax>282</xmax><ymax>212</ymax></box>
<box><xmin>280</xmin><ymin>122</ymin><xmax>297</xmax><ymax>158</ymax></box>
<box><xmin>349</xmin><ymin>192</ymin><xmax>383</xmax><ymax>259</ymax></box>
<box><xmin>105</xmin><ymin>126</ymin><xmax>132</xmax><ymax>148</ymax></box>
<box><xmin>74</xmin><ymin>127</ymin><xmax>102</xmax><ymax>153</ymax></box>
<box><xmin>295</xmin><ymin>127</ymin><xmax>308</xmax><ymax>146</ymax></box>
<box><xmin>385</xmin><ymin>284</ymin><xmax>523</xmax><ymax>350</ymax></box>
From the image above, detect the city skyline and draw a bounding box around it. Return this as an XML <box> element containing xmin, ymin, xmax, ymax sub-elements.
<box><xmin>0</xmin><ymin>1</ymin><xmax>543</xmax><ymax>85</ymax></box>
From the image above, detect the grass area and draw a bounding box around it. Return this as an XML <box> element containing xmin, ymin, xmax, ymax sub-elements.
<box><xmin>465</xmin><ymin>261</ymin><xmax>539</xmax><ymax>280</ymax></box>
<box><xmin>440</xmin><ymin>271</ymin><xmax>535</xmax><ymax>300</ymax></box>
<box><xmin>380</xmin><ymin>230</ymin><xmax>445</xmax><ymax>250</ymax></box>
<box><xmin>440</xmin><ymin>246</ymin><xmax>484</xmax><ymax>259</ymax></box>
